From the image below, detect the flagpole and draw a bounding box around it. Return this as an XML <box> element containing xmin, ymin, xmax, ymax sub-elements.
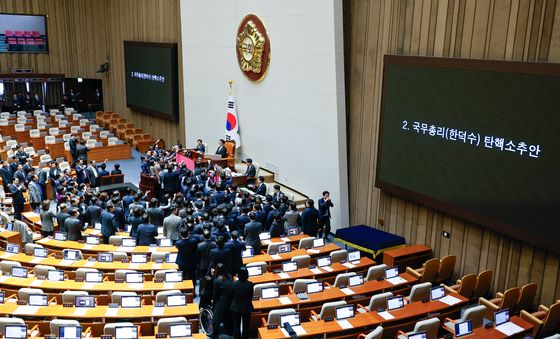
<box><xmin>229</xmin><ymin>80</ymin><xmax>233</xmax><ymax>96</ymax></box>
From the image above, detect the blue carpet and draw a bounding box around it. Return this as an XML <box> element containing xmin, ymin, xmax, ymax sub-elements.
<box><xmin>104</xmin><ymin>149</ymin><xmax>143</xmax><ymax>187</ymax></box>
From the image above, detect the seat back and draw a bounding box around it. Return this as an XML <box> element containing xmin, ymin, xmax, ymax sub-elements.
<box><xmin>330</xmin><ymin>249</ymin><xmax>348</xmax><ymax>264</ymax></box>
<box><xmin>15</xmin><ymin>124</ymin><xmax>25</xmax><ymax>132</ymax></box>
<box><xmin>18</xmin><ymin>288</ymin><xmax>44</xmax><ymax>302</ymax></box>
<box><xmin>156</xmin><ymin>317</ymin><xmax>188</xmax><ymax>335</ymax></box>
<box><xmin>267</xmin><ymin>308</ymin><xmax>296</xmax><ymax>326</ymax></box>
<box><xmin>435</xmin><ymin>255</ymin><xmax>456</xmax><ymax>283</ymax></box>
<box><xmin>0</xmin><ymin>318</ymin><xmax>25</xmax><ymax>335</ymax></box>
<box><xmin>267</xmin><ymin>242</ymin><xmax>286</xmax><ymax>254</ymax></box>
<box><xmin>151</xmin><ymin>252</ymin><xmax>167</xmax><ymax>262</ymax></box>
<box><xmin>368</xmin><ymin>292</ymin><xmax>393</xmax><ymax>311</ymax></box>
<box><xmin>155</xmin><ymin>290</ymin><xmax>182</xmax><ymax>304</ymax></box>
<box><xmin>30</xmin><ymin>129</ymin><xmax>40</xmax><ymax>138</ymax></box>
<box><xmin>108</xmin><ymin>137</ymin><xmax>119</xmax><ymax>145</ymax></box>
<box><xmin>253</xmin><ymin>283</ymin><xmax>277</xmax><ymax>298</ymax></box>
<box><xmin>62</xmin><ymin>291</ymin><xmax>89</xmax><ymax>305</ymax></box>
<box><xmin>298</xmin><ymin>237</ymin><xmax>314</xmax><ymax>250</ymax></box>
<box><xmin>333</xmin><ymin>272</ymin><xmax>355</xmax><ymax>288</ymax></box>
<box><xmin>108</xmin><ymin>235</ymin><xmax>123</xmax><ymax>246</ymax></box>
<box><xmin>45</xmin><ymin>135</ymin><xmax>56</xmax><ymax>144</ymax></box>
<box><xmin>460</xmin><ymin>304</ymin><xmax>487</xmax><ymax>328</ymax></box>
<box><xmin>412</xmin><ymin>318</ymin><xmax>440</xmax><ymax>339</ymax></box>
<box><xmin>318</xmin><ymin>300</ymin><xmax>347</xmax><ymax>320</ymax></box>
<box><xmin>33</xmin><ymin>265</ymin><xmax>56</xmax><ymax>278</ymax></box>
<box><xmin>516</xmin><ymin>283</ymin><xmax>538</xmax><ymax>314</ymax></box>
<box><xmin>472</xmin><ymin>270</ymin><xmax>493</xmax><ymax>300</ymax></box>
<box><xmin>456</xmin><ymin>274</ymin><xmax>477</xmax><ymax>299</ymax></box>
<box><xmin>103</xmin><ymin>323</ymin><xmax>136</xmax><ymax>336</ymax></box>
<box><xmin>111</xmin><ymin>291</ymin><xmax>137</xmax><ymax>304</ymax></box>
<box><xmin>292</xmin><ymin>279</ymin><xmax>316</xmax><ymax>294</ymax></box>
<box><xmin>364</xmin><ymin>326</ymin><xmax>383</xmax><ymax>339</ymax></box>
<box><xmin>25</xmin><ymin>243</ymin><xmax>43</xmax><ymax>255</ymax></box>
<box><xmin>154</xmin><ymin>269</ymin><xmax>178</xmax><ymax>280</ymax></box>
<box><xmin>292</xmin><ymin>255</ymin><xmax>310</xmax><ymax>269</ymax></box>
<box><xmin>366</xmin><ymin>264</ymin><xmax>387</xmax><ymax>281</ymax></box>
<box><xmin>224</xmin><ymin>140</ymin><xmax>235</xmax><ymax>157</ymax></box>
<box><xmin>418</xmin><ymin>258</ymin><xmax>440</xmax><ymax>283</ymax></box>
<box><xmin>50</xmin><ymin>320</ymin><xmax>80</xmax><ymax>336</ymax></box>
<box><xmin>500</xmin><ymin>287</ymin><xmax>521</xmax><ymax>311</ymax></box>
<box><xmin>75</xmin><ymin>268</ymin><xmax>99</xmax><ymax>280</ymax></box>
<box><xmin>408</xmin><ymin>282</ymin><xmax>432</xmax><ymax>303</ymax></box>
<box><xmin>115</xmin><ymin>269</ymin><xmax>138</xmax><ymax>281</ymax></box>
<box><xmin>541</xmin><ymin>302</ymin><xmax>560</xmax><ymax>336</ymax></box>
<box><xmin>1</xmin><ymin>260</ymin><xmax>21</xmax><ymax>275</ymax></box>
<box><xmin>109</xmin><ymin>251</ymin><xmax>128</xmax><ymax>261</ymax></box>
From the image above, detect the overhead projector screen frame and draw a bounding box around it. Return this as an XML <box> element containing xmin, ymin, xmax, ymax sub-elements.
<box><xmin>376</xmin><ymin>55</ymin><xmax>560</xmax><ymax>252</ymax></box>
<box><xmin>0</xmin><ymin>13</ymin><xmax>49</xmax><ymax>54</ymax></box>
<box><xmin>123</xmin><ymin>40</ymin><xmax>178</xmax><ymax>121</ymax></box>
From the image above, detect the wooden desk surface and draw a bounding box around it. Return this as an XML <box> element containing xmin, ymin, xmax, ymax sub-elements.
<box><xmin>257</xmin><ymin>292</ymin><xmax>469</xmax><ymax>338</ymax></box>
<box><xmin>249</xmin><ymin>257</ymin><xmax>374</xmax><ymax>284</ymax></box>
<box><xmin>0</xmin><ymin>251</ymin><xmax>177</xmax><ymax>271</ymax></box>
<box><xmin>252</xmin><ymin>272</ymin><xmax>416</xmax><ymax>311</ymax></box>
<box><xmin>65</xmin><ymin>143</ymin><xmax>132</xmax><ymax>162</ymax></box>
<box><xmin>243</xmin><ymin>243</ymin><xmax>340</xmax><ymax>265</ymax></box>
<box><xmin>0</xmin><ymin>228</ymin><xmax>22</xmax><ymax>246</ymax></box>
<box><xmin>0</xmin><ymin>274</ymin><xmax>193</xmax><ymax>293</ymax></box>
<box><xmin>383</xmin><ymin>244</ymin><xmax>431</xmax><ymax>258</ymax></box>
<box><xmin>0</xmin><ymin>300</ymin><xmax>199</xmax><ymax>319</ymax></box>
<box><xmin>36</xmin><ymin>238</ymin><xmax>178</xmax><ymax>254</ymax></box>
<box><xmin>467</xmin><ymin>316</ymin><xmax>534</xmax><ymax>338</ymax></box>
<box><xmin>262</xmin><ymin>234</ymin><xmax>307</xmax><ymax>247</ymax></box>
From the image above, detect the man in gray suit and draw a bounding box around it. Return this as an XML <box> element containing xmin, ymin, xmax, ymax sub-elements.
<box><xmin>65</xmin><ymin>209</ymin><xmax>84</xmax><ymax>241</ymax></box>
<box><xmin>244</xmin><ymin>212</ymin><xmax>262</xmax><ymax>255</ymax></box>
<box><xmin>163</xmin><ymin>207</ymin><xmax>182</xmax><ymax>243</ymax></box>
<box><xmin>28</xmin><ymin>175</ymin><xmax>42</xmax><ymax>212</ymax></box>
<box><xmin>283</xmin><ymin>203</ymin><xmax>301</xmax><ymax>234</ymax></box>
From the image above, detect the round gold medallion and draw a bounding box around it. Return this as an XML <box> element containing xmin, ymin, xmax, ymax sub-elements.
<box><xmin>236</xmin><ymin>14</ymin><xmax>270</xmax><ymax>82</ymax></box>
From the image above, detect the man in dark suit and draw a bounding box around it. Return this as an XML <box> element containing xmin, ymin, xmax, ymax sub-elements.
<box><xmin>209</xmin><ymin>236</ymin><xmax>231</xmax><ymax>274</ymax></box>
<box><xmin>255</xmin><ymin>176</ymin><xmax>267</xmax><ymax>196</ymax></box>
<box><xmin>235</xmin><ymin>207</ymin><xmax>250</xmax><ymax>235</ymax></box>
<box><xmin>68</xmin><ymin>135</ymin><xmax>78</xmax><ymax>165</ymax></box>
<box><xmin>175</xmin><ymin>227</ymin><xmax>199</xmax><ymax>283</ymax></box>
<box><xmin>13</xmin><ymin>164</ymin><xmax>26</xmax><ymax>184</ymax></box>
<box><xmin>86</xmin><ymin>197</ymin><xmax>102</xmax><ymax>226</ymax></box>
<box><xmin>146</xmin><ymin>198</ymin><xmax>165</xmax><ymax>226</ymax></box>
<box><xmin>318</xmin><ymin>190</ymin><xmax>334</xmax><ymax>240</ymax></box>
<box><xmin>112</xmin><ymin>200</ymin><xmax>126</xmax><ymax>230</ymax></box>
<box><xmin>196</xmin><ymin>230</ymin><xmax>216</xmax><ymax>279</ymax></box>
<box><xmin>100</xmin><ymin>203</ymin><xmax>118</xmax><ymax>244</ymax></box>
<box><xmin>86</xmin><ymin>161</ymin><xmax>99</xmax><ymax>187</ymax></box>
<box><xmin>10</xmin><ymin>178</ymin><xmax>26</xmax><ymax>220</ymax></box>
<box><xmin>244</xmin><ymin>158</ymin><xmax>256</xmax><ymax>179</ymax></box>
<box><xmin>56</xmin><ymin>204</ymin><xmax>71</xmax><ymax>234</ymax></box>
<box><xmin>0</xmin><ymin>161</ymin><xmax>13</xmax><ymax>191</ymax></box>
<box><xmin>225</xmin><ymin>230</ymin><xmax>245</xmax><ymax>276</ymax></box>
<box><xmin>111</xmin><ymin>163</ymin><xmax>122</xmax><ymax>175</ymax></box>
<box><xmin>76</xmin><ymin>140</ymin><xmax>89</xmax><ymax>162</ymax></box>
<box><xmin>271</xmin><ymin>184</ymin><xmax>284</xmax><ymax>203</ymax></box>
<box><xmin>196</xmin><ymin>139</ymin><xmax>206</xmax><ymax>153</ymax></box>
<box><xmin>65</xmin><ymin>209</ymin><xmax>84</xmax><ymax>241</ymax></box>
<box><xmin>230</xmin><ymin>267</ymin><xmax>254</xmax><ymax>339</ymax></box>
<box><xmin>97</xmin><ymin>163</ymin><xmax>110</xmax><ymax>177</ymax></box>
<box><xmin>244</xmin><ymin>212</ymin><xmax>262</xmax><ymax>255</ymax></box>
<box><xmin>137</xmin><ymin>216</ymin><xmax>158</xmax><ymax>246</ymax></box>
<box><xmin>301</xmin><ymin>199</ymin><xmax>320</xmax><ymax>237</ymax></box>
<box><xmin>161</xmin><ymin>167</ymin><xmax>178</xmax><ymax>196</ymax></box>
<box><xmin>215</xmin><ymin>139</ymin><xmax>228</xmax><ymax>158</ymax></box>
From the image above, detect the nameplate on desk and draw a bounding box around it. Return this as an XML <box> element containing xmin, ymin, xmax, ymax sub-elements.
<box><xmin>324</xmin><ymin>316</ymin><xmax>334</xmax><ymax>322</ymax></box>
<box><xmin>154</xmin><ymin>279</ymin><xmax>164</xmax><ymax>283</ymax></box>
<box><xmin>121</xmin><ymin>259</ymin><xmax>129</xmax><ymax>263</ymax></box>
<box><xmin>377</xmin><ymin>311</ymin><xmax>395</xmax><ymax>320</ymax></box>
<box><xmin>63</xmin><ymin>303</ymin><xmax>73</xmax><ymax>307</ymax></box>
<box><xmin>45</xmin><ymin>335</ymin><xmax>56</xmax><ymax>339</ymax></box>
<box><xmin>155</xmin><ymin>334</ymin><xmax>166</xmax><ymax>338</ymax></box>
<box><xmin>155</xmin><ymin>259</ymin><xmax>163</xmax><ymax>264</ymax></box>
<box><xmin>115</xmin><ymin>279</ymin><xmax>124</xmax><ymax>283</ymax></box>
<box><xmin>267</xmin><ymin>324</ymin><xmax>278</xmax><ymax>329</ymax></box>
<box><xmin>155</xmin><ymin>302</ymin><xmax>165</xmax><ymax>307</ymax></box>
<box><xmin>101</xmin><ymin>336</ymin><xmax>111</xmax><ymax>339</ymax></box>
<box><xmin>75</xmin><ymin>277</ymin><xmax>84</xmax><ymax>282</ymax></box>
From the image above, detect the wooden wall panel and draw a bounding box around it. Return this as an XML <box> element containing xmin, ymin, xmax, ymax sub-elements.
<box><xmin>0</xmin><ymin>0</ymin><xmax>183</xmax><ymax>145</ymax></box>
<box><xmin>345</xmin><ymin>0</ymin><xmax>560</xmax><ymax>307</ymax></box>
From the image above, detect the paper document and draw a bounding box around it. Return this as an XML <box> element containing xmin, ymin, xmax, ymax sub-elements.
<box><xmin>270</xmin><ymin>255</ymin><xmax>282</xmax><ymax>260</ymax></box>
<box><xmin>152</xmin><ymin>307</ymin><xmax>165</xmax><ymax>316</ymax></box>
<box><xmin>337</xmin><ymin>320</ymin><xmax>353</xmax><ymax>329</ymax></box>
<box><xmin>82</xmin><ymin>283</ymin><xmax>96</xmax><ymax>290</ymax></box>
<box><xmin>439</xmin><ymin>295</ymin><xmax>462</xmax><ymax>306</ymax></box>
<box><xmin>59</xmin><ymin>260</ymin><xmax>75</xmax><ymax>266</ymax></box>
<box><xmin>342</xmin><ymin>263</ymin><xmax>356</xmax><ymax>269</ymax></box>
<box><xmin>310</xmin><ymin>268</ymin><xmax>322</xmax><ymax>275</ymax></box>
<box><xmin>105</xmin><ymin>308</ymin><xmax>119</xmax><ymax>317</ymax></box>
<box><xmin>31</xmin><ymin>257</ymin><xmax>43</xmax><ymax>264</ymax></box>
<box><xmin>14</xmin><ymin>306</ymin><xmax>40</xmax><ymax>315</ymax></box>
<box><xmin>262</xmin><ymin>240</ymin><xmax>272</xmax><ymax>245</ymax></box>
<box><xmin>322</xmin><ymin>266</ymin><xmax>334</xmax><ymax>272</ymax></box>
<box><xmin>495</xmin><ymin>322</ymin><xmax>524</xmax><ymax>336</ymax></box>
<box><xmin>30</xmin><ymin>280</ymin><xmax>43</xmax><ymax>287</ymax></box>
<box><xmin>277</xmin><ymin>273</ymin><xmax>290</xmax><ymax>279</ymax></box>
<box><xmin>307</xmin><ymin>249</ymin><xmax>320</xmax><ymax>254</ymax></box>
<box><xmin>278</xmin><ymin>297</ymin><xmax>291</xmax><ymax>305</ymax></box>
<box><xmin>292</xmin><ymin>326</ymin><xmax>307</xmax><ymax>335</ymax></box>
<box><xmin>84</xmin><ymin>261</ymin><xmax>95</xmax><ymax>267</ymax></box>
<box><xmin>340</xmin><ymin>288</ymin><xmax>355</xmax><ymax>295</ymax></box>
<box><xmin>386</xmin><ymin>276</ymin><xmax>407</xmax><ymax>285</ymax></box>
<box><xmin>74</xmin><ymin>308</ymin><xmax>89</xmax><ymax>316</ymax></box>
<box><xmin>281</xmin><ymin>237</ymin><xmax>291</xmax><ymax>242</ymax></box>
<box><xmin>378</xmin><ymin>311</ymin><xmax>395</xmax><ymax>320</ymax></box>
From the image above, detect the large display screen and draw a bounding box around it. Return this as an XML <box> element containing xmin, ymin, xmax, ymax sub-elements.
<box><xmin>0</xmin><ymin>13</ymin><xmax>48</xmax><ymax>53</ymax></box>
<box><xmin>124</xmin><ymin>41</ymin><xmax>178</xmax><ymax>120</ymax></box>
<box><xmin>376</xmin><ymin>55</ymin><xmax>560</xmax><ymax>252</ymax></box>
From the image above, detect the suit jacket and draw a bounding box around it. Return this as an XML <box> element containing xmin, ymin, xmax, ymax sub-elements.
<box><xmin>65</xmin><ymin>217</ymin><xmax>84</xmax><ymax>241</ymax></box>
<box><xmin>197</xmin><ymin>239</ymin><xmax>217</xmax><ymax>272</ymax></box>
<box><xmin>269</xmin><ymin>220</ymin><xmax>284</xmax><ymax>238</ymax></box>
<box><xmin>86</xmin><ymin>204</ymin><xmax>102</xmax><ymax>226</ymax></box>
<box><xmin>111</xmin><ymin>169</ymin><xmax>122</xmax><ymax>175</ymax></box>
<box><xmin>301</xmin><ymin>207</ymin><xmax>320</xmax><ymax>237</ymax></box>
<box><xmin>283</xmin><ymin>210</ymin><xmax>300</xmax><ymax>227</ymax></box>
<box><xmin>56</xmin><ymin>211</ymin><xmax>71</xmax><ymax>233</ymax></box>
<box><xmin>255</xmin><ymin>183</ymin><xmax>267</xmax><ymax>196</ymax></box>
<box><xmin>244</xmin><ymin>221</ymin><xmax>262</xmax><ymax>254</ymax></box>
<box><xmin>225</xmin><ymin>240</ymin><xmax>246</xmax><ymax>275</ymax></box>
<box><xmin>86</xmin><ymin>166</ymin><xmax>99</xmax><ymax>186</ymax></box>
<box><xmin>76</xmin><ymin>144</ymin><xmax>88</xmax><ymax>161</ymax></box>
<box><xmin>210</xmin><ymin>247</ymin><xmax>231</xmax><ymax>273</ymax></box>
<box><xmin>146</xmin><ymin>207</ymin><xmax>165</xmax><ymax>226</ymax></box>
<box><xmin>245</xmin><ymin>164</ymin><xmax>256</xmax><ymax>178</ymax></box>
<box><xmin>235</xmin><ymin>214</ymin><xmax>250</xmax><ymax>234</ymax></box>
<box><xmin>40</xmin><ymin>210</ymin><xmax>56</xmax><ymax>232</ymax></box>
<box><xmin>113</xmin><ymin>206</ymin><xmax>125</xmax><ymax>230</ymax></box>
<box><xmin>13</xmin><ymin>170</ymin><xmax>25</xmax><ymax>183</ymax></box>
<box><xmin>163</xmin><ymin>214</ymin><xmax>182</xmax><ymax>241</ymax></box>
<box><xmin>215</xmin><ymin>145</ymin><xmax>228</xmax><ymax>158</ymax></box>
<box><xmin>10</xmin><ymin>184</ymin><xmax>25</xmax><ymax>206</ymax></box>
<box><xmin>68</xmin><ymin>138</ymin><xmax>77</xmax><ymax>154</ymax></box>
<box><xmin>175</xmin><ymin>235</ymin><xmax>199</xmax><ymax>268</ymax></box>
<box><xmin>0</xmin><ymin>167</ymin><xmax>13</xmax><ymax>187</ymax></box>
<box><xmin>100</xmin><ymin>210</ymin><xmax>117</xmax><ymax>237</ymax></box>
<box><xmin>161</xmin><ymin>171</ymin><xmax>178</xmax><ymax>193</ymax></box>
<box><xmin>318</xmin><ymin>198</ymin><xmax>334</xmax><ymax>219</ymax></box>
<box><xmin>230</xmin><ymin>279</ymin><xmax>254</xmax><ymax>313</ymax></box>
<box><xmin>137</xmin><ymin>223</ymin><xmax>158</xmax><ymax>245</ymax></box>
<box><xmin>28</xmin><ymin>181</ymin><xmax>42</xmax><ymax>203</ymax></box>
